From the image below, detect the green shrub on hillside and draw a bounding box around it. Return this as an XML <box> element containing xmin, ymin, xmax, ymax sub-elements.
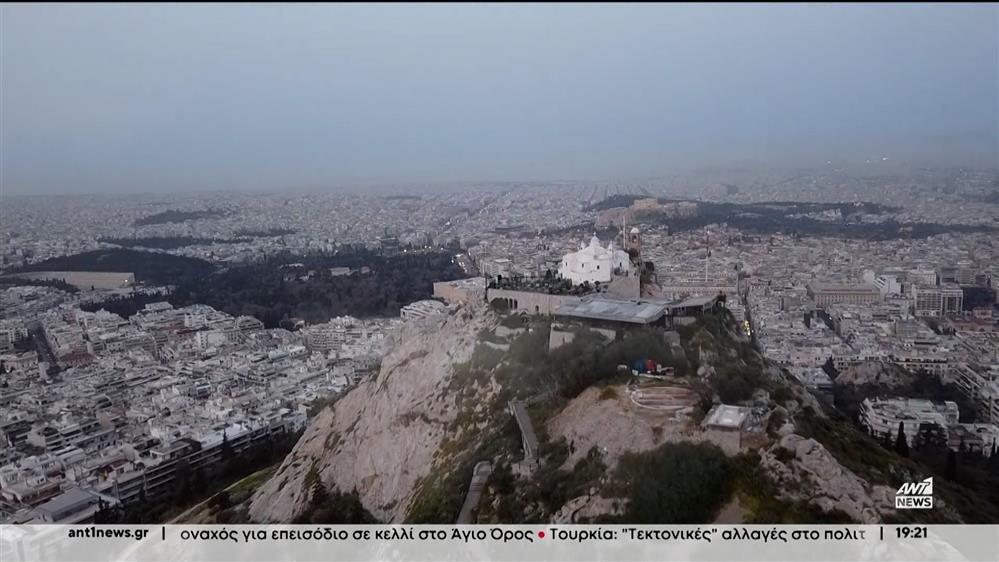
<box><xmin>612</xmin><ymin>442</ymin><xmax>731</xmax><ymax>523</ymax></box>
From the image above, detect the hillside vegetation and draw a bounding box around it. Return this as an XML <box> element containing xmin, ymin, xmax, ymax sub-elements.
<box><xmin>236</xmin><ymin>303</ymin><xmax>994</xmax><ymax>524</ymax></box>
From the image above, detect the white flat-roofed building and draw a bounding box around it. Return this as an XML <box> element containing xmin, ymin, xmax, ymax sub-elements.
<box><xmin>890</xmin><ymin>353</ymin><xmax>951</xmax><ymax>376</ymax></box>
<box><xmin>953</xmin><ymin>364</ymin><xmax>999</xmax><ymax>424</ymax></box>
<box><xmin>703</xmin><ymin>404</ymin><xmax>750</xmax><ymax>430</ymax></box>
<box><xmin>912</xmin><ymin>284</ymin><xmax>964</xmax><ymax>317</ymax></box>
<box><xmin>860</xmin><ymin>397</ymin><xmax>960</xmax><ymax>445</ymax></box>
<box><xmin>480</xmin><ymin>258</ymin><xmax>512</xmax><ymax>279</ymax></box>
<box><xmin>806</xmin><ymin>283</ymin><xmax>881</xmax><ymax>307</ymax></box>
<box><xmin>875</xmin><ymin>274</ymin><xmax>902</xmax><ymax>296</ymax></box>
<box><xmin>0</xmin><ymin>321</ymin><xmax>29</xmax><ymax>353</ymax></box>
<box><xmin>701</xmin><ymin>404</ymin><xmax>754</xmax><ymax>455</ymax></box>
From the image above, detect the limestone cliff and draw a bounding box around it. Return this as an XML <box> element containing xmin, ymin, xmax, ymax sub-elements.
<box><xmin>248</xmin><ymin>303</ymin><xmax>493</xmax><ymax>523</ymax></box>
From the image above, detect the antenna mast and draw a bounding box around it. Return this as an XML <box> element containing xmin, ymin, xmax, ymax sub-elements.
<box><xmin>705</xmin><ymin>231</ymin><xmax>710</xmax><ymax>283</ymax></box>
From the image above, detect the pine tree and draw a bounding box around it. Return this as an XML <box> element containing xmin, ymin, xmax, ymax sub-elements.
<box><xmin>221</xmin><ymin>430</ymin><xmax>235</xmax><ymax>477</ymax></box>
<box><xmin>894</xmin><ymin>421</ymin><xmax>909</xmax><ymax>457</ymax></box>
<box><xmin>93</xmin><ymin>498</ymin><xmax>112</xmax><ymax>523</ymax></box>
<box><xmin>173</xmin><ymin>457</ymin><xmax>193</xmax><ymax>505</ymax></box>
<box><xmin>880</xmin><ymin>431</ymin><xmax>893</xmax><ymax>450</ymax></box>
<box><xmin>945</xmin><ymin>449</ymin><xmax>958</xmax><ymax>481</ymax></box>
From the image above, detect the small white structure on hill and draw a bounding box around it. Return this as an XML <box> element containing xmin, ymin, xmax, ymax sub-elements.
<box><xmin>558</xmin><ymin>235</ymin><xmax>633</xmax><ymax>286</ymax></box>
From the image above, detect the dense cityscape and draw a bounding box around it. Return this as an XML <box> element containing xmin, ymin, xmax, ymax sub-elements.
<box><xmin>2</xmin><ymin>3</ymin><xmax>999</xmax><ymax>543</ymax></box>
<box><xmin>1</xmin><ymin>163</ymin><xmax>998</xmax><ymax>524</ymax></box>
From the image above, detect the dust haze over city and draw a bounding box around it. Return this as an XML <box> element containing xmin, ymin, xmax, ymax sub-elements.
<box><xmin>1</xmin><ymin>2</ymin><xmax>999</xmax><ymax>529</ymax></box>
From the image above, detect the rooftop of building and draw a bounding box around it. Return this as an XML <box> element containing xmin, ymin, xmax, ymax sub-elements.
<box><xmin>32</xmin><ymin>487</ymin><xmax>96</xmax><ymax>517</ymax></box>
<box><xmin>702</xmin><ymin>404</ymin><xmax>750</xmax><ymax>429</ymax></box>
<box><xmin>668</xmin><ymin>295</ymin><xmax>721</xmax><ymax>311</ymax></box>
<box><xmin>807</xmin><ymin>283</ymin><xmax>880</xmax><ymax>293</ymax></box>
<box><xmin>862</xmin><ymin>397</ymin><xmax>959</xmax><ymax>417</ymax></box>
<box><xmin>554</xmin><ymin>296</ymin><xmax>667</xmax><ymax>325</ymax></box>
<box><xmin>434</xmin><ymin>277</ymin><xmax>487</xmax><ymax>290</ymax></box>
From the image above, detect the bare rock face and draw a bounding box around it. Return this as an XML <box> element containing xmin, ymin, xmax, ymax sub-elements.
<box><xmin>760</xmin><ymin>434</ymin><xmax>894</xmax><ymax>523</ymax></box>
<box><xmin>248</xmin><ymin>303</ymin><xmax>493</xmax><ymax>523</ymax></box>
<box><xmin>835</xmin><ymin>361</ymin><xmax>914</xmax><ymax>387</ymax></box>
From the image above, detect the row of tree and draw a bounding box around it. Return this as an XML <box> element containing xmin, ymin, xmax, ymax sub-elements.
<box><xmin>883</xmin><ymin>420</ymin><xmax>999</xmax><ymax>491</ymax></box>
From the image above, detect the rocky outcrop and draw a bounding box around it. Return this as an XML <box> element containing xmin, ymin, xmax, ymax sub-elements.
<box><xmin>547</xmin><ymin>383</ymin><xmax>705</xmax><ymax>469</ymax></box>
<box><xmin>248</xmin><ymin>303</ymin><xmax>494</xmax><ymax>523</ymax></box>
<box><xmin>835</xmin><ymin>361</ymin><xmax>914</xmax><ymax>388</ymax></box>
<box><xmin>760</xmin><ymin>434</ymin><xmax>895</xmax><ymax>523</ymax></box>
<box><xmin>246</xmin><ymin>303</ymin><xmax>937</xmax><ymax>525</ymax></box>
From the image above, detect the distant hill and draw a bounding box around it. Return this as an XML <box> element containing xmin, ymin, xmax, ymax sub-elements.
<box><xmin>10</xmin><ymin>249</ymin><xmax>216</xmax><ymax>285</ymax></box>
<box><xmin>134</xmin><ymin>209</ymin><xmax>229</xmax><ymax>226</ymax></box>
<box><xmin>618</xmin><ymin>199</ymin><xmax>996</xmax><ymax>241</ymax></box>
<box><xmin>100</xmin><ymin>236</ymin><xmax>251</xmax><ymax>250</ymax></box>
<box><xmin>233</xmin><ymin>228</ymin><xmax>296</xmax><ymax>237</ymax></box>
<box><xmin>584</xmin><ymin>194</ymin><xmax>646</xmax><ymax>212</ymax></box>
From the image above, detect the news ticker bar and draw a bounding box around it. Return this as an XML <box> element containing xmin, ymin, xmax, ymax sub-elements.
<box><xmin>1</xmin><ymin>524</ymin><xmax>998</xmax><ymax>562</ymax></box>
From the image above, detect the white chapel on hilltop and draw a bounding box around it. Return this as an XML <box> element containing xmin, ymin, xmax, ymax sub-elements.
<box><xmin>558</xmin><ymin>234</ymin><xmax>634</xmax><ymax>285</ymax></box>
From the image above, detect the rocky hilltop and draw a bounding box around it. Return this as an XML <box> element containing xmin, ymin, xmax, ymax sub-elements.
<box><xmin>246</xmin><ymin>301</ymin><xmax>965</xmax><ymax>524</ymax></box>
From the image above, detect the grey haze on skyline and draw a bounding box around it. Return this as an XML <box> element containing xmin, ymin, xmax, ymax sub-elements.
<box><xmin>2</xmin><ymin>3</ymin><xmax>997</xmax><ymax>195</ymax></box>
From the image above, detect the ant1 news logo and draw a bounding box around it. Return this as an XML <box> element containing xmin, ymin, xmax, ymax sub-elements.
<box><xmin>895</xmin><ymin>477</ymin><xmax>933</xmax><ymax>509</ymax></box>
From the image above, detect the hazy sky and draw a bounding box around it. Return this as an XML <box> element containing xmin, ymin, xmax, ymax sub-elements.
<box><xmin>2</xmin><ymin>3</ymin><xmax>997</xmax><ymax>195</ymax></box>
